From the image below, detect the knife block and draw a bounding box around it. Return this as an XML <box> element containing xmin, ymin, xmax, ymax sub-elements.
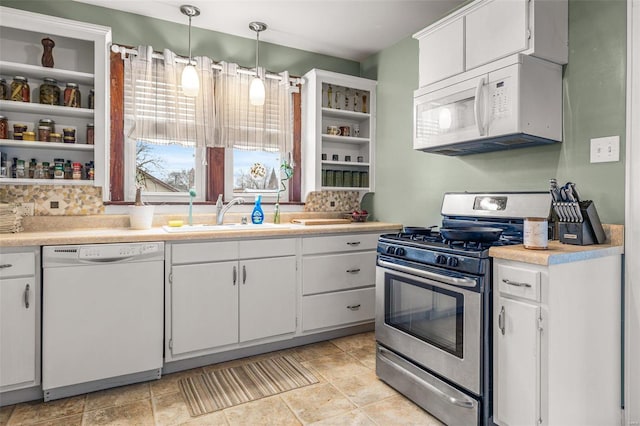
<box><xmin>557</xmin><ymin>200</ymin><xmax>606</xmax><ymax>245</ymax></box>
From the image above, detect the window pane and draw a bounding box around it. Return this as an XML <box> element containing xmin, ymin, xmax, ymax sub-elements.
<box><xmin>136</xmin><ymin>141</ymin><xmax>196</xmax><ymax>193</ymax></box>
<box><xmin>233</xmin><ymin>149</ymin><xmax>281</xmax><ymax>195</ymax></box>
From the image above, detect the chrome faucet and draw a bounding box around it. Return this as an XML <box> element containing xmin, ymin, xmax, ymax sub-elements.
<box><xmin>215</xmin><ymin>194</ymin><xmax>244</xmax><ymax>225</ymax></box>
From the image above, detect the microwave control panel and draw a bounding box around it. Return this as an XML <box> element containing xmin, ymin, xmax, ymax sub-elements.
<box><xmin>489</xmin><ymin>78</ymin><xmax>511</xmax><ymax>120</ymax></box>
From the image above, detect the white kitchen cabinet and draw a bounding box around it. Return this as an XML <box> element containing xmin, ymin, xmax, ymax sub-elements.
<box><xmin>166</xmin><ymin>238</ymin><xmax>297</xmax><ymax>361</ymax></box>
<box><xmin>301</xmin><ymin>69</ymin><xmax>376</xmax><ymax>201</ymax></box>
<box><xmin>493</xmin><ymin>255</ymin><xmax>622</xmax><ymax>426</ymax></box>
<box><xmin>0</xmin><ymin>247</ymin><xmax>40</xmax><ymax>393</ymax></box>
<box><xmin>0</xmin><ymin>7</ymin><xmax>111</xmax><ymax>193</ymax></box>
<box><xmin>301</xmin><ymin>233</ymin><xmax>379</xmax><ymax>332</ymax></box>
<box><xmin>414</xmin><ymin>0</ymin><xmax>567</xmax><ymax>87</ymax></box>
<box><xmin>495</xmin><ymin>296</ymin><xmax>541</xmax><ymax>426</ymax></box>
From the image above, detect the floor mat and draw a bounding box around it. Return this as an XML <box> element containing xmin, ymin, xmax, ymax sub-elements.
<box><xmin>178</xmin><ymin>355</ymin><xmax>319</xmax><ymax>416</ymax></box>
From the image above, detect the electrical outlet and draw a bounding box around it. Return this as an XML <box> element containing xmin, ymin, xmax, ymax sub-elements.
<box><xmin>590</xmin><ymin>136</ymin><xmax>620</xmax><ymax>163</ymax></box>
<box><xmin>18</xmin><ymin>202</ymin><xmax>35</xmax><ymax>216</ymax></box>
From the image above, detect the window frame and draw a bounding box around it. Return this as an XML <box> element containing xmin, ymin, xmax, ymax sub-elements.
<box><xmin>108</xmin><ymin>51</ymin><xmax>301</xmax><ymax>204</ymax></box>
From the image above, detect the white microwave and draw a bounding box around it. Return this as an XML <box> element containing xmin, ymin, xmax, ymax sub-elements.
<box><xmin>413</xmin><ymin>54</ymin><xmax>563</xmax><ymax>156</ymax></box>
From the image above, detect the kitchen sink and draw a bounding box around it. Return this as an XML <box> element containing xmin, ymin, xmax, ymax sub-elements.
<box><xmin>162</xmin><ymin>223</ymin><xmax>295</xmax><ymax>233</ymax></box>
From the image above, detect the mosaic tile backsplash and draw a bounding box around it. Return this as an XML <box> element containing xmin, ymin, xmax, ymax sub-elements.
<box><xmin>0</xmin><ymin>185</ymin><xmax>105</xmax><ymax>216</ymax></box>
<box><xmin>304</xmin><ymin>191</ymin><xmax>361</xmax><ymax>212</ymax></box>
<box><xmin>0</xmin><ymin>186</ymin><xmax>358</xmax><ymax>217</ymax></box>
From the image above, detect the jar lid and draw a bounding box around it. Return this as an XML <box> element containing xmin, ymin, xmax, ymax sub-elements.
<box><xmin>54</xmin><ymin>158</ymin><xmax>64</xmax><ymax>162</ymax></box>
<box><xmin>63</xmin><ymin>127</ymin><xmax>75</xmax><ymax>132</ymax></box>
<box><xmin>65</xmin><ymin>82</ymin><xmax>78</xmax><ymax>88</ymax></box>
<box><xmin>39</xmin><ymin>118</ymin><xmax>54</xmax><ymax>124</ymax></box>
<box><xmin>43</xmin><ymin>162</ymin><xmax>50</xmax><ymax>166</ymax></box>
<box><xmin>43</xmin><ymin>78</ymin><xmax>58</xmax><ymax>84</ymax></box>
<box><xmin>63</xmin><ymin>136</ymin><xmax>75</xmax><ymax>140</ymax></box>
<box><xmin>90</xmin><ymin>88</ymin><xmax>95</xmax><ymax>93</ymax></box>
<box><xmin>87</xmin><ymin>123</ymin><xmax>94</xmax><ymax>128</ymax></box>
<box><xmin>38</xmin><ymin>125</ymin><xmax>52</xmax><ymax>130</ymax></box>
<box><xmin>0</xmin><ymin>115</ymin><xmax>6</xmax><ymax>120</ymax></box>
<box><xmin>23</xmin><ymin>131</ymin><xmax>35</xmax><ymax>136</ymax></box>
<box><xmin>13</xmin><ymin>132</ymin><xmax>23</xmax><ymax>136</ymax></box>
<box><xmin>13</xmin><ymin>76</ymin><xmax>27</xmax><ymax>82</ymax></box>
<box><xmin>50</xmin><ymin>132</ymin><xmax>61</xmax><ymax>137</ymax></box>
<box><xmin>17</xmin><ymin>159</ymin><xmax>25</xmax><ymax>165</ymax></box>
<box><xmin>13</xmin><ymin>123</ymin><xmax>27</xmax><ymax>127</ymax></box>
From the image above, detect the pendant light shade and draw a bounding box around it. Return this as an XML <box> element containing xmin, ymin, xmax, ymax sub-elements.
<box><xmin>180</xmin><ymin>5</ymin><xmax>200</xmax><ymax>97</ymax></box>
<box><xmin>249</xmin><ymin>22</ymin><xmax>267</xmax><ymax>106</ymax></box>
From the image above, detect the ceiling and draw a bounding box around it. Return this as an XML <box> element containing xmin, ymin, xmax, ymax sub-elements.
<box><xmin>74</xmin><ymin>0</ymin><xmax>464</xmax><ymax>61</ymax></box>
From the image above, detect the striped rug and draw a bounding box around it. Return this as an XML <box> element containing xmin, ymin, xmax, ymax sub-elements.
<box><xmin>178</xmin><ymin>355</ymin><xmax>319</xmax><ymax>416</ymax></box>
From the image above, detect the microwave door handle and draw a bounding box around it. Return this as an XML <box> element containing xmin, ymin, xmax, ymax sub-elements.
<box><xmin>474</xmin><ymin>77</ymin><xmax>486</xmax><ymax>136</ymax></box>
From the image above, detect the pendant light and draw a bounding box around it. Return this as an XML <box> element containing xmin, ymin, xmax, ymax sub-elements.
<box><xmin>249</xmin><ymin>22</ymin><xmax>267</xmax><ymax>106</ymax></box>
<box><xmin>180</xmin><ymin>5</ymin><xmax>200</xmax><ymax>97</ymax></box>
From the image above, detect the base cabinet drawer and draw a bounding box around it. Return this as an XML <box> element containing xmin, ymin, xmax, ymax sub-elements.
<box><xmin>302</xmin><ymin>287</ymin><xmax>375</xmax><ymax>331</ymax></box>
<box><xmin>302</xmin><ymin>252</ymin><xmax>376</xmax><ymax>295</ymax></box>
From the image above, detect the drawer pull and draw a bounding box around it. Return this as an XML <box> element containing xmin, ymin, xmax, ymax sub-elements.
<box><xmin>346</xmin><ymin>268</ymin><xmax>361</xmax><ymax>274</ymax></box>
<box><xmin>24</xmin><ymin>284</ymin><xmax>30</xmax><ymax>309</ymax></box>
<box><xmin>0</xmin><ymin>264</ymin><xmax>13</xmax><ymax>269</ymax></box>
<box><xmin>347</xmin><ymin>304</ymin><xmax>361</xmax><ymax>311</ymax></box>
<box><xmin>346</xmin><ymin>242</ymin><xmax>361</xmax><ymax>246</ymax></box>
<box><xmin>502</xmin><ymin>278</ymin><xmax>532</xmax><ymax>288</ymax></box>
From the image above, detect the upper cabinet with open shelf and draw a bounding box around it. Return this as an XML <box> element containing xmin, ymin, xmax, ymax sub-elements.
<box><xmin>301</xmin><ymin>69</ymin><xmax>377</xmax><ymax>201</ymax></box>
<box><xmin>0</xmin><ymin>6</ymin><xmax>111</xmax><ymax>190</ymax></box>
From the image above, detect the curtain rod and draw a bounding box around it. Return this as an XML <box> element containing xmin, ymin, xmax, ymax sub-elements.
<box><xmin>111</xmin><ymin>44</ymin><xmax>303</xmax><ymax>85</ymax></box>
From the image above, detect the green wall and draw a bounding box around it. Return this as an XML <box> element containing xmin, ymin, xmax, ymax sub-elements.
<box><xmin>0</xmin><ymin>0</ymin><xmax>359</xmax><ymax>77</ymax></box>
<box><xmin>361</xmin><ymin>0</ymin><xmax>627</xmax><ymax>226</ymax></box>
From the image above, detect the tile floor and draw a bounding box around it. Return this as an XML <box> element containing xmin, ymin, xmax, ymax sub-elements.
<box><xmin>0</xmin><ymin>332</ymin><xmax>444</xmax><ymax>425</ymax></box>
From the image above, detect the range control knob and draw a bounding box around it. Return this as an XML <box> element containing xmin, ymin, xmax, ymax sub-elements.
<box><xmin>448</xmin><ymin>257</ymin><xmax>459</xmax><ymax>267</ymax></box>
<box><xmin>435</xmin><ymin>255</ymin><xmax>447</xmax><ymax>265</ymax></box>
<box><xmin>386</xmin><ymin>246</ymin><xmax>396</xmax><ymax>255</ymax></box>
<box><xmin>395</xmin><ymin>247</ymin><xmax>406</xmax><ymax>256</ymax></box>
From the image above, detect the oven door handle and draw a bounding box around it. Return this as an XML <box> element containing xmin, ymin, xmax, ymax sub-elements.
<box><xmin>378</xmin><ymin>347</ymin><xmax>476</xmax><ymax>409</ymax></box>
<box><xmin>378</xmin><ymin>259</ymin><xmax>477</xmax><ymax>288</ymax></box>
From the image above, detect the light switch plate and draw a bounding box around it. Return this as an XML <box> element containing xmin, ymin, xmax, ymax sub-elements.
<box><xmin>590</xmin><ymin>136</ymin><xmax>620</xmax><ymax>163</ymax></box>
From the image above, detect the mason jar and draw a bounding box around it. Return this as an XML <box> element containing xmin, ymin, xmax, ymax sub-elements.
<box><xmin>10</xmin><ymin>76</ymin><xmax>30</xmax><ymax>102</ymax></box>
<box><xmin>39</xmin><ymin>77</ymin><xmax>61</xmax><ymax>105</ymax></box>
<box><xmin>63</xmin><ymin>82</ymin><xmax>81</xmax><ymax>108</ymax></box>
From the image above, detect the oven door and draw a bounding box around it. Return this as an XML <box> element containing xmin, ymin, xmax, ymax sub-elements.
<box><xmin>375</xmin><ymin>259</ymin><xmax>483</xmax><ymax>395</ymax></box>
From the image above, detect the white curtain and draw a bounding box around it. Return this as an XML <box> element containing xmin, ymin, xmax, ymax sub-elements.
<box><xmin>215</xmin><ymin>63</ymin><xmax>293</xmax><ymax>154</ymax></box>
<box><xmin>123</xmin><ymin>46</ymin><xmax>216</xmax><ymax>148</ymax></box>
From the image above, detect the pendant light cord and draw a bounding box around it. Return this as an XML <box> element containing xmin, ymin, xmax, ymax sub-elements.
<box><xmin>188</xmin><ymin>15</ymin><xmax>192</xmax><ymax>64</ymax></box>
<box><xmin>255</xmin><ymin>29</ymin><xmax>259</xmax><ymax>76</ymax></box>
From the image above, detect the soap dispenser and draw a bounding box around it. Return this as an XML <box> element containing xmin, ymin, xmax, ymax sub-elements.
<box><xmin>251</xmin><ymin>195</ymin><xmax>264</xmax><ymax>224</ymax></box>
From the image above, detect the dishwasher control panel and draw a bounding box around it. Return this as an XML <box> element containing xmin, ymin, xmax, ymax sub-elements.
<box><xmin>43</xmin><ymin>242</ymin><xmax>164</xmax><ymax>267</ymax></box>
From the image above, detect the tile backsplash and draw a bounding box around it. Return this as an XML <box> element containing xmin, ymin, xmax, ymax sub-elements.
<box><xmin>304</xmin><ymin>191</ymin><xmax>361</xmax><ymax>212</ymax></box>
<box><xmin>0</xmin><ymin>186</ymin><xmax>359</xmax><ymax>216</ymax></box>
<box><xmin>0</xmin><ymin>185</ymin><xmax>104</xmax><ymax>215</ymax></box>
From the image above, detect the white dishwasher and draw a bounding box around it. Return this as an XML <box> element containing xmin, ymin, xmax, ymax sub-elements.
<box><xmin>42</xmin><ymin>242</ymin><xmax>164</xmax><ymax>401</ymax></box>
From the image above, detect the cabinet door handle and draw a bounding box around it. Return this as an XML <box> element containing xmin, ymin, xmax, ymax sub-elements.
<box><xmin>347</xmin><ymin>304</ymin><xmax>361</xmax><ymax>311</ymax></box>
<box><xmin>242</xmin><ymin>265</ymin><xmax>247</xmax><ymax>284</ymax></box>
<box><xmin>24</xmin><ymin>284</ymin><xmax>30</xmax><ymax>309</ymax></box>
<box><xmin>346</xmin><ymin>268</ymin><xmax>361</xmax><ymax>274</ymax></box>
<box><xmin>346</xmin><ymin>241</ymin><xmax>361</xmax><ymax>246</ymax></box>
<box><xmin>0</xmin><ymin>264</ymin><xmax>13</xmax><ymax>269</ymax></box>
<box><xmin>233</xmin><ymin>266</ymin><xmax>237</xmax><ymax>285</ymax></box>
<box><xmin>502</xmin><ymin>278</ymin><xmax>532</xmax><ymax>288</ymax></box>
<box><xmin>498</xmin><ymin>306</ymin><xmax>505</xmax><ymax>335</ymax></box>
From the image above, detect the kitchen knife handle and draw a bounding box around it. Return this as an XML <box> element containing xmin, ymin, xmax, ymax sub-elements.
<box><xmin>498</xmin><ymin>306</ymin><xmax>505</xmax><ymax>335</ymax></box>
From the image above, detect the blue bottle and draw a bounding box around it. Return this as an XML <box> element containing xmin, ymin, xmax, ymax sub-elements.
<box><xmin>251</xmin><ymin>195</ymin><xmax>264</xmax><ymax>224</ymax></box>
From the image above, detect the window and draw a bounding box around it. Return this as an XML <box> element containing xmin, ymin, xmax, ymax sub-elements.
<box><xmin>112</xmin><ymin>47</ymin><xmax>299</xmax><ymax>204</ymax></box>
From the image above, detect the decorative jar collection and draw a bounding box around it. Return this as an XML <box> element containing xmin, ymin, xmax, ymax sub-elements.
<box><xmin>322</xmin><ymin>83</ymin><xmax>369</xmax><ymax>113</ymax></box>
<box><xmin>321</xmin><ymin>170</ymin><xmax>368</xmax><ymax>188</ymax></box>
<box><xmin>0</xmin><ymin>115</ymin><xmax>93</xmax><ymax>144</ymax></box>
<box><xmin>0</xmin><ymin>75</ymin><xmax>94</xmax><ymax>108</ymax></box>
<box><xmin>0</xmin><ymin>155</ymin><xmax>94</xmax><ymax>181</ymax></box>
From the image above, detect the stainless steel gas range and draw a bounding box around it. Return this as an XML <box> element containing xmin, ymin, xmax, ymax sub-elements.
<box><xmin>375</xmin><ymin>192</ymin><xmax>550</xmax><ymax>426</ymax></box>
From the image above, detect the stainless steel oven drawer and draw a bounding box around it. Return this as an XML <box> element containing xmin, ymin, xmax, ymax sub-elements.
<box><xmin>376</xmin><ymin>344</ymin><xmax>479</xmax><ymax>426</ymax></box>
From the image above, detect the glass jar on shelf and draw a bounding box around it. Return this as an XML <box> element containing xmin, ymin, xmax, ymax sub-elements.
<box><xmin>39</xmin><ymin>78</ymin><xmax>61</xmax><ymax>105</ymax></box>
<box><xmin>10</xmin><ymin>76</ymin><xmax>30</xmax><ymax>102</ymax></box>
<box><xmin>0</xmin><ymin>78</ymin><xmax>8</xmax><ymax>100</ymax></box>
<box><xmin>0</xmin><ymin>115</ymin><xmax>8</xmax><ymax>139</ymax></box>
<box><xmin>63</xmin><ymin>83</ymin><xmax>81</xmax><ymax>108</ymax></box>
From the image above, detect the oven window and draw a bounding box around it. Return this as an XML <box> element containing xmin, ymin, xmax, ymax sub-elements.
<box><xmin>385</xmin><ymin>273</ymin><xmax>464</xmax><ymax>358</ymax></box>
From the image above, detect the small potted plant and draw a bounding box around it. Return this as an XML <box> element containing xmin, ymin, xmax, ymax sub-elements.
<box><xmin>273</xmin><ymin>157</ymin><xmax>294</xmax><ymax>224</ymax></box>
